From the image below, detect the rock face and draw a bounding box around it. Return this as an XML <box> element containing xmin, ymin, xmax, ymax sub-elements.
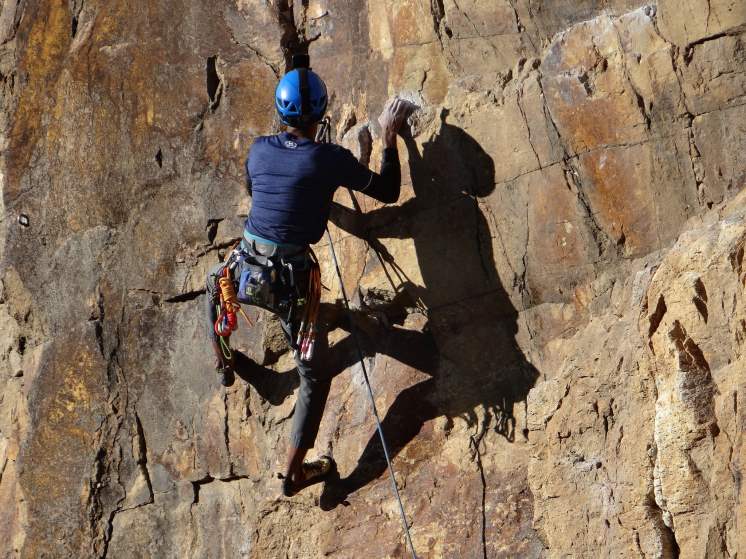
<box><xmin>0</xmin><ymin>0</ymin><xmax>744</xmax><ymax>557</ymax></box>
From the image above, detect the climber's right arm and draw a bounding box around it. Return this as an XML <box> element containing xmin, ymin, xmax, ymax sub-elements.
<box><xmin>349</xmin><ymin>148</ymin><xmax>402</xmax><ymax>204</ymax></box>
<box><xmin>336</xmin><ymin>98</ymin><xmax>410</xmax><ymax>204</ymax></box>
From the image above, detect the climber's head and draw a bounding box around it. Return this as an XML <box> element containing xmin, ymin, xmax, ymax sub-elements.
<box><xmin>275</xmin><ymin>67</ymin><xmax>328</xmax><ymax>133</ymax></box>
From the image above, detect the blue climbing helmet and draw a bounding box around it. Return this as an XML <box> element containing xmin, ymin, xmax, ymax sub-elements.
<box><xmin>274</xmin><ymin>67</ymin><xmax>328</xmax><ymax>128</ymax></box>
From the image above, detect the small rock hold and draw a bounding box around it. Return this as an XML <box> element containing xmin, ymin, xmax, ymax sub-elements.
<box><xmin>18</xmin><ymin>214</ymin><xmax>29</xmax><ymax>227</ymax></box>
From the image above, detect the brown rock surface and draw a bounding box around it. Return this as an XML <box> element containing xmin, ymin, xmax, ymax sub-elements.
<box><xmin>0</xmin><ymin>1</ymin><xmax>743</xmax><ymax>557</ymax></box>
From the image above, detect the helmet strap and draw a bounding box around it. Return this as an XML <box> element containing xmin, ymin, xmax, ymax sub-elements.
<box><xmin>297</xmin><ymin>67</ymin><xmax>311</xmax><ymax>124</ymax></box>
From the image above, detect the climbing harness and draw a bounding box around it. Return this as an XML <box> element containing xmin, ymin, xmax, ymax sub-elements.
<box><xmin>213</xmin><ymin>243</ymin><xmax>322</xmax><ymax>363</ymax></box>
<box><xmin>316</xmin><ymin>117</ymin><xmax>419</xmax><ymax>559</ymax></box>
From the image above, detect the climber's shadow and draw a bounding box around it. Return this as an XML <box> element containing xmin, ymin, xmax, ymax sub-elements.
<box><xmin>231</xmin><ymin>304</ymin><xmax>360</xmax><ymax>404</ymax></box>
<box><xmin>231</xmin><ymin>302</ymin><xmax>437</xmax><ymax>406</ymax></box>
<box><xmin>318</xmin><ymin>110</ymin><xmax>540</xmax><ymax>509</ymax></box>
<box><xmin>233</xmin><ymin>351</ymin><xmax>299</xmax><ymax>406</ymax></box>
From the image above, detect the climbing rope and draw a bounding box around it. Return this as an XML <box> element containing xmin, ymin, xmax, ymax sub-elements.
<box><xmin>213</xmin><ymin>262</ymin><xmax>253</xmax><ymax>339</ymax></box>
<box><xmin>317</xmin><ymin>117</ymin><xmax>418</xmax><ymax>559</ymax></box>
<box><xmin>325</xmin><ymin>228</ymin><xmax>418</xmax><ymax>559</ymax></box>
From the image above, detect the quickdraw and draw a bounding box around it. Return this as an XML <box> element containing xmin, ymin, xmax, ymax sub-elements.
<box><xmin>296</xmin><ymin>251</ymin><xmax>321</xmax><ymax>361</ymax></box>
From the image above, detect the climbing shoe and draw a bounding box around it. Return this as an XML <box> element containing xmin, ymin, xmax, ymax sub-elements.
<box><xmin>216</xmin><ymin>365</ymin><xmax>235</xmax><ymax>387</ymax></box>
<box><xmin>281</xmin><ymin>456</ymin><xmax>334</xmax><ymax>497</ymax></box>
<box><xmin>215</xmin><ymin>358</ymin><xmax>235</xmax><ymax>387</ymax></box>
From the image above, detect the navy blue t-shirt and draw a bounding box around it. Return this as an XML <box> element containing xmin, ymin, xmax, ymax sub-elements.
<box><xmin>244</xmin><ymin>132</ymin><xmax>374</xmax><ymax>246</ymax></box>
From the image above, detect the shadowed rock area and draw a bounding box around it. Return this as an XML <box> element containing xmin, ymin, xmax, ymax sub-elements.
<box><xmin>0</xmin><ymin>0</ymin><xmax>744</xmax><ymax>557</ymax></box>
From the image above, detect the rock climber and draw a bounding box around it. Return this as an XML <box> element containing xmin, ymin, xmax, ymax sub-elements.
<box><xmin>205</xmin><ymin>57</ymin><xmax>409</xmax><ymax>497</ymax></box>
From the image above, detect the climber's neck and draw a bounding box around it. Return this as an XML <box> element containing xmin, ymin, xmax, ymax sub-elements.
<box><xmin>286</xmin><ymin>125</ymin><xmax>318</xmax><ymax>141</ymax></box>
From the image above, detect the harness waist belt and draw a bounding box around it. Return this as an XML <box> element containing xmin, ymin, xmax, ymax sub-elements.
<box><xmin>242</xmin><ymin>230</ymin><xmax>308</xmax><ymax>258</ymax></box>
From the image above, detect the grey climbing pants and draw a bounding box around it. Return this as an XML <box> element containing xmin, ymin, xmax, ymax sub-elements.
<box><xmin>206</xmin><ymin>242</ymin><xmax>332</xmax><ymax>450</ymax></box>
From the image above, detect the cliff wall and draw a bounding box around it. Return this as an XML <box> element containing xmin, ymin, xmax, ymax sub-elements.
<box><xmin>0</xmin><ymin>0</ymin><xmax>744</xmax><ymax>557</ymax></box>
